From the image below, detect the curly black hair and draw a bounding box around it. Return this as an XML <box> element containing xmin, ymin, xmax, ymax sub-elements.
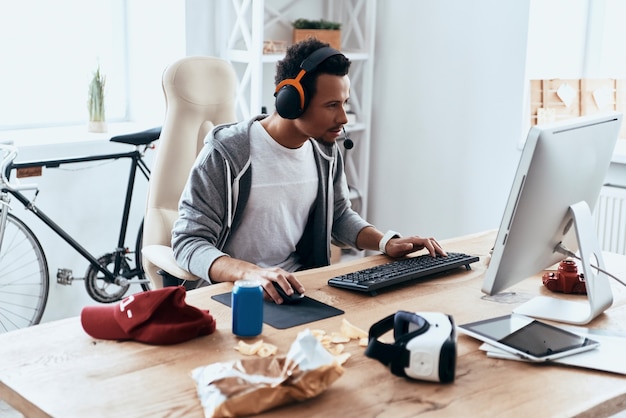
<box><xmin>274</xmin><ymin>38</ymin><xmax>351</xmax><ymax>102</ymax></box>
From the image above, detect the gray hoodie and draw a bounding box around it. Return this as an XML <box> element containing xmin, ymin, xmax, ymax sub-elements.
<box><xmin>171</xmin><ymin>115</ymin><xmax>371</xmax><ymax>283</ymax></box>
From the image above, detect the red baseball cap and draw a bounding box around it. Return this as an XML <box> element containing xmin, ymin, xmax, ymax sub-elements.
<box><xmin>80</xmin><ymin>286</ymin><xmax>216</xmax><ymax>345</ymax></box>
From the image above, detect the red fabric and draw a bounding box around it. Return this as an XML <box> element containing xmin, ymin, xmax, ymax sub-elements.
<box><xmin>81</xmin><ymin>286</ymin><xmax>216</xmax><ymax>345</ymax></box>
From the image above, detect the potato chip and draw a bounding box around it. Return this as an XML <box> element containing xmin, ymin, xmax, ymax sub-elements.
<box><xmin>319</xmin><ymin>335</ymin><xmax>332</xmax><ymax>345</ymax></box>
<box><xmin>234</xmin><ymin>340</ymin><xmax>280</xmax><ymax>358</ymax></box>
<box><xmin>340</xmin><ymin>318</ymin><xmax>368</xmax><ymax>340</ymax></box>
<box><xmin>257</xmin><ymin>343</ymin><xmax>278</xmax><ymax>358</ymax></box>
<box><xmin>328</xmin><ymin>344</ymin><xmax>344</xmax><ymax>355</ymax></box>
<box><xmin>310</xmin><ymin>329</ymin><xmax>326</xmax><ymax>338</ymax></box>
<box><xmin>234</xmin><ymin>340</ymin><xmax>264</xmax><ymax>356</ymax></box>
<box><xmin>330</xmin><ymin>333</ymin><xmax>350</xmax><ymax>344</ymax></box>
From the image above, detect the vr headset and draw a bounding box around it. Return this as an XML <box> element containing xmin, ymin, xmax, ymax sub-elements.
<box><xmin>365</xmin><ymin>311</ymin><xmax>457</xmax><ymax>383</ymax></box>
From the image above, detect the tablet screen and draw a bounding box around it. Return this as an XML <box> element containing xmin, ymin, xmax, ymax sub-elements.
<box><xmin>458</xmin><ymin>314</ymin><xmax>598</xmax><ymax>360</ymax></box>
<box><xmin>499</xmin><ymin>320</ymin><xmax>591</xmax><ymax>357</ymax></box>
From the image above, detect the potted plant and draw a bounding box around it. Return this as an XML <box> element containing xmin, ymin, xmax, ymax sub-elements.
<box><xmin>292</xmin><ymin>18</ymin><xmax>341</xmax><ymax>49</ymax></box>
<box><xmin>87</xmin><ymin>65</ymin><xmax>107</xmax><ymax>133</ymax></box>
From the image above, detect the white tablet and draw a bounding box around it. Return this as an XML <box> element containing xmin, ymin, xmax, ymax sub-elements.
<box><xmin>457</xmin><ymin>314</ymin><xmax>599</xmax><ymax>362</ymax></box>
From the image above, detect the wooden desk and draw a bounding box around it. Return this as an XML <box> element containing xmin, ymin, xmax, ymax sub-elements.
<box><xmin>1</xmin><ymin>230</ymin><xmax>625</xmax><ymax>417</ymax></box>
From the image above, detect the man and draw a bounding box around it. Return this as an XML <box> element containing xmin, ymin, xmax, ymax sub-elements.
<box><xmin>171</xmin><ymin>38</ymin><xmax>446</xmax><ymax>304</ymax></box>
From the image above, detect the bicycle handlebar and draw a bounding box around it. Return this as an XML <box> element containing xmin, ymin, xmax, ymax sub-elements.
<box><xmin>0</xmin><ymin>144</ymin><xmax>39</xmax><ymax>192</ymax></box>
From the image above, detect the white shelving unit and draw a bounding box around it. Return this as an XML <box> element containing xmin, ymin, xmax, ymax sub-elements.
<box><xmin>215</xmin><ymin>0</ymin><xmax>377</xmax><ymax>219</ymax></box>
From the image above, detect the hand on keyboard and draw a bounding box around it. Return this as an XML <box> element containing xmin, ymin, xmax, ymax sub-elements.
<box><xmin>385</xmin><ymin>235</ymin><xmax>447</xmax><ymax>258</ymax></box>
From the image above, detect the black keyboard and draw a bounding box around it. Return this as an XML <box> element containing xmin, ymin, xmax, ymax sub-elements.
<box><xmin>328</xmin><ymin>252</ymin><xmax>480</xmax><ymax>294</ymax></box>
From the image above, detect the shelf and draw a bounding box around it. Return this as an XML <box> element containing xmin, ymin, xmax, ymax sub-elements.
<box><xmin>227</xmin><ymin>50</ymin><xmax>370</xmax><ymax>64</ymax></box>
<box><xmin>216</xmin><ymin>0</ymin><xmax>376</xmax><ymax>219</ymax></box>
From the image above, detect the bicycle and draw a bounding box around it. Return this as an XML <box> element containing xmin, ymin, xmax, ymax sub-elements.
<box><xmin>0</xmin><ymin>127</ymin><xmax>159</xmax><ymax>333</ymax></box>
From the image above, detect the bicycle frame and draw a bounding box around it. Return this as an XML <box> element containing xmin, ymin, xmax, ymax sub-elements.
<box><xmin>1</xmin><ymin>146</ymin><xmax>151</xmax><ymax>285</ymax></box>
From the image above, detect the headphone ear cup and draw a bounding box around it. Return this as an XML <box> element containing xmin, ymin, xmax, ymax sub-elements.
<box><xmin>274</xmin><ymin>47</ymin><xmax>342</xmax><ymax>119</ymax></box>
<box><xmin>275</xmin><ymin>84</ymin><xmax>304</xmax><ymax>119</ymax></box>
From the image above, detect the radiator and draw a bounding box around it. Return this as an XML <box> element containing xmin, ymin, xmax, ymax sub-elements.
<box><xmin>594</xmin><ymin>184</ymin><xmax>626</xmax><ymax>255</ymax></box>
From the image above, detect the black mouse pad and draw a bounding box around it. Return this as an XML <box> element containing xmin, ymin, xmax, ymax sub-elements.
<box><xmin>211</xmin><ymin>292</ymin><xmax>344</xmax><ymax>329</ymax></box>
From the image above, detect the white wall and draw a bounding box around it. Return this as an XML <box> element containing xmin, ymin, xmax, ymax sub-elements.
<box><xmin>368</xmin><ymin>1</ymin><xmax>530</xmax><ymax>242</ymax></box>
<box><xmin>125</xmin><ymin>0</ymin><xmax>186</xmax><ymax>124</ymax></box>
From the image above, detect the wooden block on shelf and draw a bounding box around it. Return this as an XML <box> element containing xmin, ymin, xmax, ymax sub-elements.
<box><xmin>580</xmin><ymin>79</ymin><xmax>616</xmax><ymax>115</ymax></box>
<box><xmin>293</xmin><ymin>29</ymin><xmax>341</xmax><ymax>50</ymax></box>
<box><xmin>530</xmin><ymin>79</ymin><xmax>581</xmax><ymax>125</ymax></box>
<box><xmin>531</xmin><ymin>77</ymin><xmax>626</xmax><ymax>138</ymax></box>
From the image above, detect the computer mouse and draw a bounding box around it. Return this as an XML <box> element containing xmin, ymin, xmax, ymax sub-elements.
<box><xmin>272</xmin><ymin>282</ymin><xmax>304</xmax><ymax>304</ymax></box>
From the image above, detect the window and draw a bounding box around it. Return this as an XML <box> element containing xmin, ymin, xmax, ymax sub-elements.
<box><xmin>0</xmin><ymin>0</ymin><xmax>186</xmax><ymax>131</ymax></box>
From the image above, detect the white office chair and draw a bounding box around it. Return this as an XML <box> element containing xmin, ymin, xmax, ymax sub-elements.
<box><xmin>142</xmin><ymin>56</ymin><xmax>237</xmax><ymax>289</ymax></box>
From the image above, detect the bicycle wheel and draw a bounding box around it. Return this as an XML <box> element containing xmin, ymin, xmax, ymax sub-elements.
<box><xmin>135</xmin><ymin>219</ymin><xmax>152</xmax><ymax>291</ymax></box>
<box><xmin>84</xmin><ymin>252</ymin><xmax>132</xmax><ymax>303</ymax></box>
<box><xmin>0</xmin><ymin>213</ymin><xmax>49</xmax><ymax>332</ymax></box>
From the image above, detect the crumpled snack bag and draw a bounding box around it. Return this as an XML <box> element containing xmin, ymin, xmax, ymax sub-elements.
<box><xmin>192</xmin><ymin>329</ymin><xmax>344</xmax><ymax>417</ymax></box>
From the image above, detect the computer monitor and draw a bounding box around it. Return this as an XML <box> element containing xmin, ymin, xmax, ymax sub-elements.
<box><xmin>482</xmin><ymin>112</ymin><xmax>622</xmax><ymax>325</ymax></box>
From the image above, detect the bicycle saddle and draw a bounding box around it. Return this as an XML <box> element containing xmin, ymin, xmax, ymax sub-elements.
<box><xmin>110</xmin><ymin>127</ymin><xmax>161</xmax><ymax>146</ymax></box>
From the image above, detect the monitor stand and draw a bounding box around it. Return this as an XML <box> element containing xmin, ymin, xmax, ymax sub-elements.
<box><xmin>513</xmin><ymin>201</ymin><xmax>613</xmax><ymax>325</ymax></box>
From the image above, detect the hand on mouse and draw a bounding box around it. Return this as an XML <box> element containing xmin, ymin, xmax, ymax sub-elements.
<box><xmin>236</xmin><ymin>266</ymin><xmax>305</xmax><ymax>304</ymax></box>
<box><xmin>261</xmin><ymin>277</ymin><xmax>305</xmax><ymax>305</ymax></box>
<box><xmin>270</xmin><ymin>281</ymin><xmax>304</xmax><ymax>304</ymax></box>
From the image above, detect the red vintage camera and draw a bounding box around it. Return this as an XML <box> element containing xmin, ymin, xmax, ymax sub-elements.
<box><xmin>542</xmin><ymin>259</ymin><xmax>586</xmax><ymax>294</ymax></box>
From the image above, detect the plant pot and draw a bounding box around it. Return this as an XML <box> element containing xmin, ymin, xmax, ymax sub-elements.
<box><xmin>293</xmin><ymin>29</ymin><xmax>341</xmax><ymax>49</ymax></box>
<box><xmin>88</xmin><ymin>121</ymin><xmax>108</xmax><ymax>133</ymax></box>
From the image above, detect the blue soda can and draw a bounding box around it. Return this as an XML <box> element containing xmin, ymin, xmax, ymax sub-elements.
<box><xmin>232</xmin><ymin>279</ymin><xmax>264</xmax><ymax>337</ymax></box>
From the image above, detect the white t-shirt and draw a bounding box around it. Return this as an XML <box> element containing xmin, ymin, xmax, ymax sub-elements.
<box><xmin>222</xmin><ymin>121</ymin><xmax>319</xmax><ymax>271</ymax></box>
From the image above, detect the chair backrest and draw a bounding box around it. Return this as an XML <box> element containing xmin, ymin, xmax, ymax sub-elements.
<box><xmin>143</xmin><ymin>56</ymin><xmax>238</xmax><ymax>288</ymax></box>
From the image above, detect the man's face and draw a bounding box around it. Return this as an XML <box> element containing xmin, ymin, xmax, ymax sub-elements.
<box><xmin>295</xmin><ymin>73</ymin><xmax>350</xmax><ymax>145</ymax></box>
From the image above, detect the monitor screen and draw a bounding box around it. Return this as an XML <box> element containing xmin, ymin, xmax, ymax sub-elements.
<box><xmin>482</xmin><ymin>112</ymin><xmax>622</xmax><ymax>324</ymax></box>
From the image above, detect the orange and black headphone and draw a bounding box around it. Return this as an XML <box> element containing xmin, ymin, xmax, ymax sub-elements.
<box><xmin>274</xmin><ymin>46</ymin><xmax>344</xmax><ymax>119</ymax></box>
